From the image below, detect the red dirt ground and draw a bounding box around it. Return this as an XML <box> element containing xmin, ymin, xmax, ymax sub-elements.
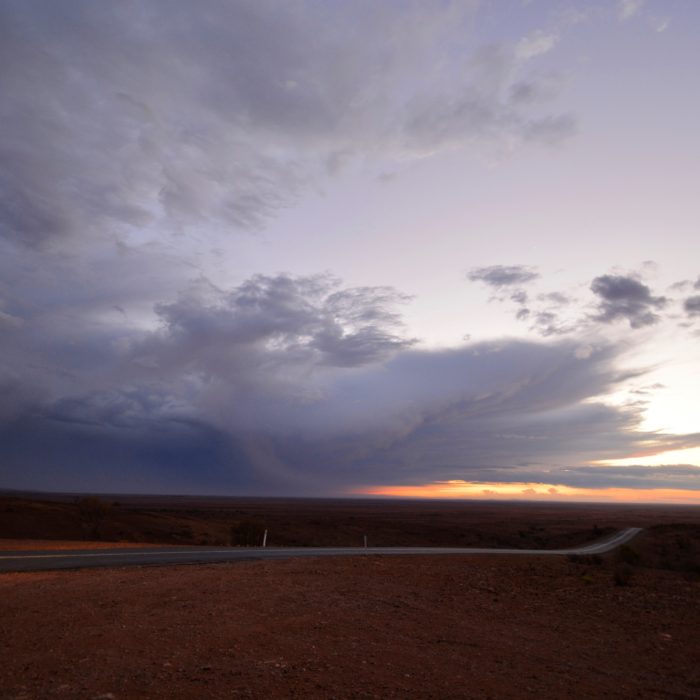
<box><xmin>0</xmin><ymin>539</ymin><xmax>167</xmax><ymax>551</ymax></box>
<box><xmin>2</xmin><ymin>553</ymin><xmax>699</xmax><ymax>699</ymax></box>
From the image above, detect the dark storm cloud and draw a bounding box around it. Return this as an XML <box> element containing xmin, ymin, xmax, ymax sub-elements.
<box><xmin>0</xmin><ymin>413</ymin><xmax>261</xmax><ymax>495</ymax></box>
<box><xmin>590</xmin><ymin>274</ymin><xmax>667</xmax><ymax>328</ymax></box>
<box><xmin>0</xmin><ymin>268</ymin><xmax>416</xmax><ymax>493</ymax></box>
<box><xmin>4</xmin><ymin>269</ymin><xmax>700</xmax><ymax>495</ymax></box>
<box><xmin>0</xmin><ymin>0</ymin><xmax>577</xmax><ymax>248</ymax></box>
<box><xmin>467</xmin><ymin>265</ymin><xmax>540</xmax><ymax>288</ymax></box>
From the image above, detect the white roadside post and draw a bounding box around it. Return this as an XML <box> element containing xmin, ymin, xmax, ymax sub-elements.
<box><xmin>363</xmin><ymin>534</ymin><xmax>367</xmax><ymax>549</ymax></box>
<box><xmin>262</xmin><ymin>529</ymin><xmax>268</xmax><ymax>547</ymax></box>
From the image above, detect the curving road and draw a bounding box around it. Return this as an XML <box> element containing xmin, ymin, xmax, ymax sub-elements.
<box><xmin>0</xmin><ymin>527</ymin><xmax>642</xmax><ymax>573</ymax></box>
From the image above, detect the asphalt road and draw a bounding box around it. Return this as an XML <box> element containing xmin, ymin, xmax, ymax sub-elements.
<box><xmin>0</xmin><ymin>527</ymin><xmax>642</xmax><ymax>572</ymax></box>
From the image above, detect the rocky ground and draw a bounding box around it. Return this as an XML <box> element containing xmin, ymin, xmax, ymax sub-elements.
<box><xmin>2</xmin><ymin>549</ymin><xmax>699</xmax><ymax>699</ymax></box>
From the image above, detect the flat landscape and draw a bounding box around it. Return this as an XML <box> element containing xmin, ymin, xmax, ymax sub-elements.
<box><xmin>3</xmin><ymin>492</ymin><xmax>700</xmax><ymax>549</ymax></box>
<box><xmin>2</xmin><ymin>496</ymin><xmax>700</xmax><ymax>698</ymax></box>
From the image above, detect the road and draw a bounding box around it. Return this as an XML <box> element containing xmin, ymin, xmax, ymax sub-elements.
<box><xmin>0</xmin><ymin>527</ymin><xmax>642</xmax><ymax>573</ymax></box>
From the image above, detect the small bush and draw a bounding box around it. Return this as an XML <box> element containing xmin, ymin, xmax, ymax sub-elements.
<box><xmin>230</xmin><ymin>519</ymin><xmax>266</xmax><ymax>546</ymax></box>
<box><xmin>614</xmin><ymin>563</ymin><xmax>633</xmax><ymax>586</ymax></box>
<box><xmin>617</xmin><ymin>545</ymin><xmax>641</xmax><ymax>565</ymax></box>
<box><xmin>76</xmin><ymin>496</ymin><xmax>113</xmax><ymax>539</ymax></box>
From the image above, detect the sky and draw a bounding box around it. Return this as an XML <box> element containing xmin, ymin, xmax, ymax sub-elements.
<box><xmin>1</xmin><ymin>0</ymin><xmax>700</xmax><ymax>502</ymax></box>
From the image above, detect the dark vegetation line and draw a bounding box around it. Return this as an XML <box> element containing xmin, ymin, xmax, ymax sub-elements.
<box><xmin>1</xmin><ymin>494</ymin><xmax>699</xmax><ymax>577</ymax></box>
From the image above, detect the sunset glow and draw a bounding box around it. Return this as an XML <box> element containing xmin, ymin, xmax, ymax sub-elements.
<box><xmin>358</xmin><ymin>481</ymin><xmax>700</xmax><ymax>505</ymax></box>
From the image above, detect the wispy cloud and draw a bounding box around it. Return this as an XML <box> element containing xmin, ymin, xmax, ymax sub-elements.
<box><xmin>0</xmin><ymin>1</ymin><xmax>577</xmax><ymax>250</ymax></box>
<box><xmin>467</xmin><ymin>265</ymin><xmax>540</xmax><ymax>288</ymax></box>
<box><xmin>618</xmin><ymin>0</ymin><xmax>645</xmax><ymax>22</ymax></box>
<box><xmin>516</xmin><ymin>30</ymin><xmax>559</xmax><ymax>60</ymax></box>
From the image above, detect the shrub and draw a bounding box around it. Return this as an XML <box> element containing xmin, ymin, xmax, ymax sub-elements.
<box><xmin>614</xmin><ymin>563</ymin><xmax>633</xmax><ymax>586</ymax></box>
<box><xmin>617</xmin><ymin>545</ymin><xmax>641</xmax><ymax>565</ymax></box>
<box><xmin>76</xmin><ymin>496</ymin><xmax>113</xmax><ymax>539</ymax></box>
<box><xmin>230</xmin><ymin>519</ymin><xmax>266</xmax><ymax>546</ymax></box>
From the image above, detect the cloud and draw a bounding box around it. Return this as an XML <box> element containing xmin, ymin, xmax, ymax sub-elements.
<box><xmin>5</xmin><ymin>281</ymin><xmax>700</xmax><ymax>496</ymax></box>
<box><xmin>649</xmin><ymin>16</ymin><xmax>670</xmax><ymax>33</ymax></box>
<box><xmin>546</xmin><ymin>465</ymin><xmax>700</xmax><ymax>491</ymax></box>
<box><xmin>510</xmin><ymin>290</ymin><xmax>528</xmax><ymax>305</ymax></box>
<box><xmin>590</xmin><ymin>274</ymin><xmax>667</xmax><ymax>328</ymax></box>
<box><xmin>433</xmin><ymin>465</ymin><xmax>700</xmax><ymax>492</ymax></box>
<box><xmin>467</xmin><ymin>265</ymin><xmax>540</xmax><ymax>288</ymax></box>
<box><xmin>539</xmin><ymin>292</ymin><xmax>572</xmax><ymax>306</ymax></box>
<box><xmin>509</xmin><ymin>74</ymin><xmax>565</xmax><ymax>106</ymax></box>
<box><xmin>0</xmin><ymin>4</ymin><xmax>694</xmax><ymax>499</ymax></box>
<box><xmin>521</xmin><ymin>114</ymin><xmax>576</xmax><ymax>146</ymax></box>
<box><xmin>3</xmin><ymin>268</ymin><xmax>700</xmax><ymax>495</ymax></box>
<box><xmin>146</xmin><ymin>273</ymin><xmax>415</xmax><ymax>373</ymax></box>
<box><xmin>529</xmin><ymin>311</ymin><xmax>570</xmax><ymax>337</ymax></box>
<box><xmin>669</xmin><ymin>276</ymin><xmax>700</xmax><ymax>293</ymax></box>
<box><xmin>468</xmin><ymin>268</ymin><xmax>582</xmax><ymax>337</ymax></box>
<box><xmin>469</xmin><ymin>268</ymin><xmax>677</xmax><ymax>338</ymax></box>
<box><xmin>684</xmin><ymin>296</ymin><xmax>700</xmax><ymax>317</ymax></box>
<box><xmin>515</xmin><ymin>31</ymin><xmax>559</xmax><ymax>61</ymax></box>
<box><xmin>0</xmin><ymin>0</ymin><xmax>577</xmax><ymax>249</ymax></box>
<box><xmin>618</xmin><ymin>0</ymin><xmax>645</xmax><ymax>22</ymax></box>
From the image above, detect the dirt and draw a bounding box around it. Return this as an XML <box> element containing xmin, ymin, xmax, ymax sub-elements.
<box><xmin>2</xmin><ymin>553</ymin><xmax>699</xmax><ymax>699</ymax></box>
<box><xmin>0</xmin><ymin>540</ymin><xmax>169</xmax><ymax>551</ymax></box>
<box><xmin>3</xmin><ymin>494</ymin><xmax>700</xmax><ymax>549</ymax></box>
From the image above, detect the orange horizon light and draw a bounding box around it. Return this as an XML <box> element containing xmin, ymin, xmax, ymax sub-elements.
<box><xmin>354</xmin><ymin>480</ymin><xmax>700</xmax><ymax>505</ymax></box>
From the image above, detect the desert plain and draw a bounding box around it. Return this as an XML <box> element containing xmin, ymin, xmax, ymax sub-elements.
<box><xmin>1</xmin><ymin>494</ymin><xmax>699</xmax><ymax>699</ymax></box>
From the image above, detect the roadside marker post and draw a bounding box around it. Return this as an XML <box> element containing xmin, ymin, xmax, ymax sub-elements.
<box><xmin>262</xmin><ymin>529</ymin><xmax>268</xmax><ymax>547</ymax></box>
